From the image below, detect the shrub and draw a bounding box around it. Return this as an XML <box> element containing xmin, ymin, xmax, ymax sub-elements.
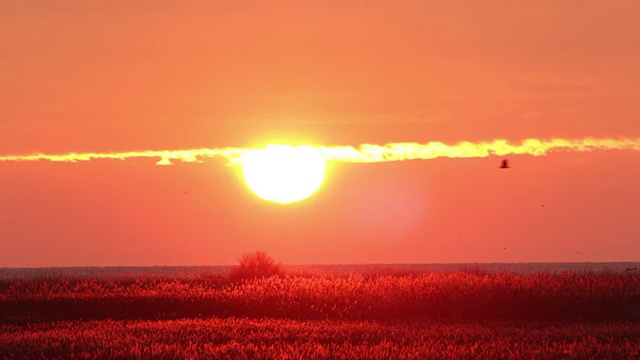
<box><xmin>229</xmin><ymin>252</ymin><xmax>282</xmax><ymax>281</ymax></box>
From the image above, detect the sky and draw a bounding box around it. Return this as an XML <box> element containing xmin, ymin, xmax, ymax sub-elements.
<box><xmin>1</xmin><ymin>1</ymin><xmax>639</xmax><ymax>266</ymax></box>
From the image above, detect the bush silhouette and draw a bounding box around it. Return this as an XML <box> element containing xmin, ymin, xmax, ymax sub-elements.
<box><xmin>229</xmin><ymin>251</ymin><xmax>282</xmax><ymax>280</ymax></box>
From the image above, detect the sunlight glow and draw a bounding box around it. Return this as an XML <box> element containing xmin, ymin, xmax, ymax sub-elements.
<box><xmin>2</xmin><ymin>137</ymin><xmax>640</xmax><ymax>203</ymax></box>
<box><xmin>240</xmin><ymin>145</ymin><xmax>326</xmax><ymax>204</ymax></box>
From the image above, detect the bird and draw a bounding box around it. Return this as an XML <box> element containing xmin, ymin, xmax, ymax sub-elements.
<box><xmin>500</xmin><ymin>159</ymin><xmax>510</xmax><ymax>169</ymax></box>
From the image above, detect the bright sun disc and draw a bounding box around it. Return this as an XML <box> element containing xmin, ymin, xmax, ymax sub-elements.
<box><xmin>241</xmin><ymin>145</ymin><xmax>326</xmax><ymax>204</ymax></box>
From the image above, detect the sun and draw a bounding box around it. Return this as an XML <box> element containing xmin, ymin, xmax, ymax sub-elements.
<box><xmin>241</xmin><ymin>145</ymin><xmax>326</xmax><ymax>204</ymax></box>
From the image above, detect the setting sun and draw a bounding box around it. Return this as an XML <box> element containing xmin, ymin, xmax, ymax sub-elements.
<box><xmin>241</xmin><ymin>145</ymin><xmax>326</xmax><ymax>204</ymax></box>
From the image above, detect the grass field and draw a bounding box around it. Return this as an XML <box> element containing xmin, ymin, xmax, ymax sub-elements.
<box><xmin>1</xmin><ymin>268</ymin><xmax>639</xmax><ymax>359</ymax></box>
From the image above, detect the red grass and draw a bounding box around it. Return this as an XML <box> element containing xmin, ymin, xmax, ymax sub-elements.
<box><xmin>1</xmin><ymin>271</ymin><xmax>639</xmax><ymax>322</ymax></box>
<box><xmin>1</xmin><ymin>318</ymin><xmax>639</xmax><ymax>359</ymax></box>
<box><xmin>1</xmin><ymin>270</ymin><xmax>639</xmax><ymax>358</ymax></box>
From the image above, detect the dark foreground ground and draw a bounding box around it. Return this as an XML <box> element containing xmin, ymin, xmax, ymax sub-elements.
<box><xmin>1</xmin><ymin>269</ymin><xmax>639</xmax><ymax>359</ymax></box>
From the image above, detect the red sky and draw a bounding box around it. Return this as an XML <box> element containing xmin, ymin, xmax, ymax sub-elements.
<box><xmin>1</xmin><ymin>1</ymin><xmax>639</xmax><ymax>266</ymax></box>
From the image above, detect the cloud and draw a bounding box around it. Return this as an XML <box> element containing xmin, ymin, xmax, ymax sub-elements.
<box><xmin>0</xmin><ymin>148</ymin><xmax>247</xmax><ymax>165</ymax></box>
<box><xmin>1</xmin><ymin>138</ymin><xmax>638</xmax><ymax>165</ymax></box>
<box><xmin>318</xmin><ymin>138</ymin><xmax>640</xmax><ymax>163</ymax></box>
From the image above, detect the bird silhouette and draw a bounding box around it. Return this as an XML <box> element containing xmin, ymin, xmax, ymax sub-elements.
<box><xmin>500</xmin><ymin>159</ymin><xmax>510</xmax><ymax>169</ymax></box>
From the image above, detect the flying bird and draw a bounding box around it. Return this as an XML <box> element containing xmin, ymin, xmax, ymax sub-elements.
<box><xmin>500</xmin><ymin>159</ymin><xmax>510</xmax><ymax>169</ymax></box>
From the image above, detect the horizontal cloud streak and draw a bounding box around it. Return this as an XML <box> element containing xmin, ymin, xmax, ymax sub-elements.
<box><xmin>1</xmin><ymin>138</ymin><xmax>639</xmax><ymax>165</ymax></box>
<box><xmin>318</xmin><ymin>138</ymin><xmax>640</xmax><ymax>163</ymax></box>
<box><xmin>0</xmin><ymin>148</ymin><xmax>248</xmax><ymax>165</ymax></box>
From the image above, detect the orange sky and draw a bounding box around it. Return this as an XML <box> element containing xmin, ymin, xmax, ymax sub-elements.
<box><xmin>1</xmin><ymin>1</ymin><xmax>639</xmax><ymax>266</ymax></box>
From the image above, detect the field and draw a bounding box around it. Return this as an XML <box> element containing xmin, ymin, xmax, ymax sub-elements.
<box><xmin>1</xmin><ymin>267</ymin><xmax>639</xmax><ymax>359</ymax></box>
